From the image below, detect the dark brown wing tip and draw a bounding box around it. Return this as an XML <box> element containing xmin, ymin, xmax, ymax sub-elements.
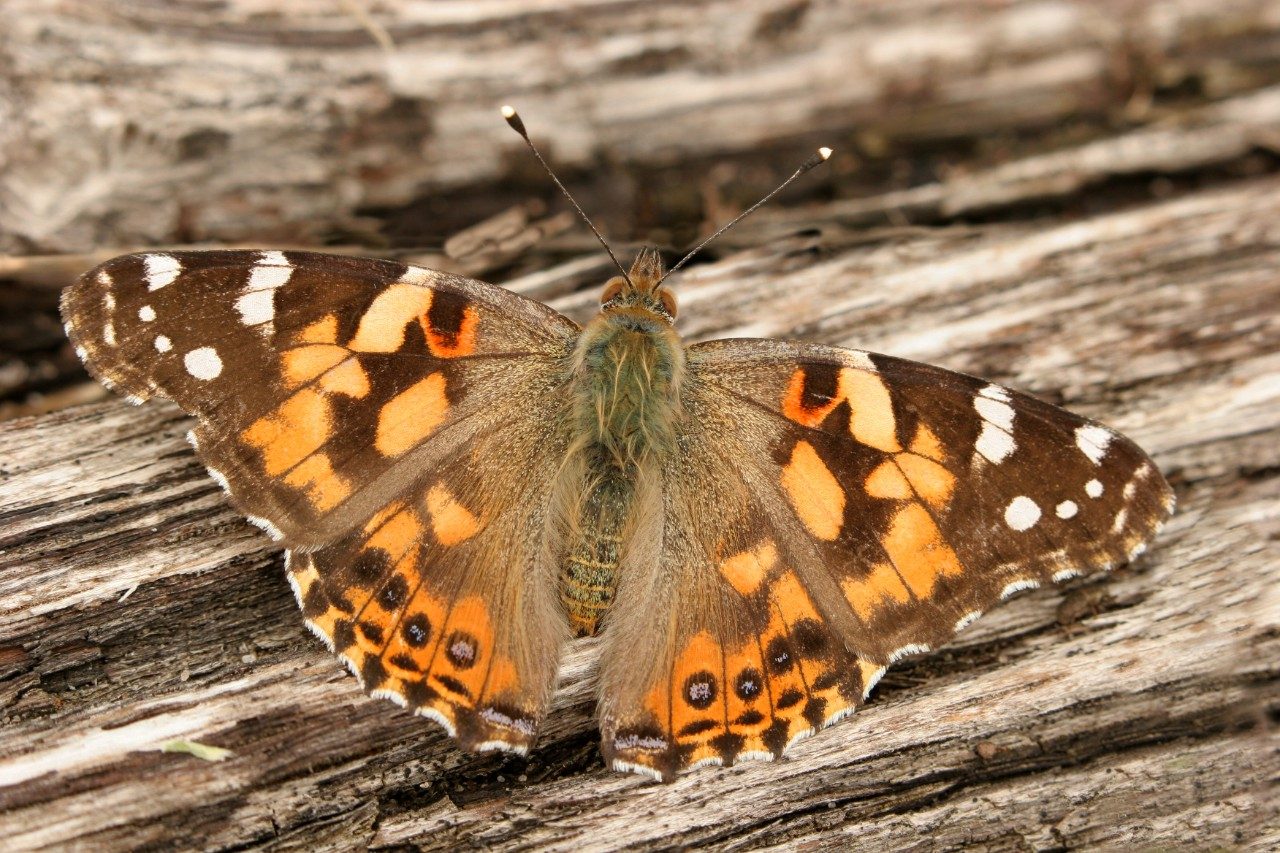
<box><xmin>61</xmin><ymin>260</ymin><xmax>157</xmax><ymax>406</ymax></box>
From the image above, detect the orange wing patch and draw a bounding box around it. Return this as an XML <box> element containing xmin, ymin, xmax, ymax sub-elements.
<box><xmin>718</xmin><ymin>541</ymin><xmax>778</xmax><ymax>596</ymax></box>
<box><xmin>610</xmin><ymin>570</ymin><xmax>868</xmax><ymax>781</ymax></box>
<box><xmin>288</xmin><ymin>482</ymin><xmax>540</xmax><ymax>753</ymax></box>
<box><xmin>423</xmin><ymin>302</ymin><xmax>479</xmax><ymax>358</ymax></box>
<box><xmin>375</xmin><ymin>373</ymin><xmax>449</xmax><ymax>457</ymax></box>
<box><xmin>841</xmin><ymin>562</ymin><xmax>911</xmax><ymax>621</ymax></box>
<box><xmin>347</xmin><ymin>283</ymin><xmax>434</xmax><ymax>353</ymax></box>
<box><xmin>780</xmin><ymin>441</ymin><xmax>846</xmax><ymax>540</ymax></box>
<box><xmin>297</xmin><ymin>313</ymin><xmax>339</xmax><ymax>345</ymax></box>
<box><xmin>283</xmin><ymin>453</ymin><xmax>350</xmax><ymax>511</ymax></box>
<box><xmin>881</xmin><ymin>503</ymin><xmax>963</xmax><ymax>599</ymax></box>
<box><xmin>781</xmin><ymin>365</ymin><xmax>902</xmax><ymax>453</ymax></box>
<box><xmin>425</xmin><ymin>483</ymin><xmax>482</xmax><ymax>546</ymax></box>
<box><xmin>243</xmin><ymin>388</ymin><xmax>332</xmax><ymax>477</ymax></box>
<box><xmin>856</xmin><ymin>419</ymin><xmax>965</xmax><ymax>612</ymax></box>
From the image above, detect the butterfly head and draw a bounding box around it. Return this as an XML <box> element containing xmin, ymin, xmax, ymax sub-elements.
<box><xmin>600</xmin><ymin>248</ymin><xmax>677</xmax><ymax>322</ymax></box>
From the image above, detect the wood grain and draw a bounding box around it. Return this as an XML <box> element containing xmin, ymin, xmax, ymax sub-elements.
<box><xmin>3</xmin><ymin>1</ymin><xmax>1280</xmax><ymax>848</ymax></box>
<box><xmin>3</xmin><ymin>0</ymin><xmax>1280</xmax><ymax>252</ymax></box>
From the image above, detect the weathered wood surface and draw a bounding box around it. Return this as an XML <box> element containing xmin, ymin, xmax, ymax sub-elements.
<box><xmin>3</xmin><ymin>0</ymin><xmax>1280</xmax><ymax>253</ymax></box>
<box><xmin>2</xmin><ymin>168</ymin><xmax>1279</xmax><ymax>849</ymax></box>
<box><xmin>3</xmin><ymin>1</ymin><xmax>1280</xmax><ymax>849</ymax></box>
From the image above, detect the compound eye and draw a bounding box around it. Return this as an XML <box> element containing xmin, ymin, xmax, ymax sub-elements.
<box><xmin>658</xmin><ymin>288</ymin><xmax>678</xmax><ymax>318</ymax></box>
<box><xmin>601</xmin><ymin>277</ymin><xmax>626</xmax><ymax>304</ymax></box>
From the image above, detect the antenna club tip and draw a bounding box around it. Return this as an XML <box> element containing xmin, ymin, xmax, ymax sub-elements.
<box><xmin>818</xmin><ymin>146</ymin><xmax>833</xmax><ymax>160</ymax></box>
<box><xmin>501</xmin><ymin>105</ymin><xmax>528</xmax><ymax>138</ymax></box>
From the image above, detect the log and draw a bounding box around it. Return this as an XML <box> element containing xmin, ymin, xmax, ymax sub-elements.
<box><xmin>1</xmin><ymin>171</ymin><xmax>1277</xmax><ymax>849</ymax></box>
<box><xmin>2</xmin><ymin>0</ymin><xmax>1280</xmax><ymax>848</ymax></box>
<box><xmin>3</xmin><ymin>0</ymin><xmax>1280</xmax><ymax>253</ymax></box>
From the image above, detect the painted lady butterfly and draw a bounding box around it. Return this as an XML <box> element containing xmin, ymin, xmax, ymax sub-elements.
<box><xmin>61</xmin><ymin>111</ymin><xmax>1173</xmax><ymax>782</ymax></box>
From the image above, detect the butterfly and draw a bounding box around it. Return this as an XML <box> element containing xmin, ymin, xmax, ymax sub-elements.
<box><xmin>60</xmin><ymin>117</ymin><xmax>1173</xmax><ymax>783</ymax></box>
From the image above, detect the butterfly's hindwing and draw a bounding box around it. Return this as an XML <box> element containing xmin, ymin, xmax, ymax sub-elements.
<box><xmin>287</xmin><ymin>409</ymin><xmax>571</xmax><ymax>751</ymax></box>
<box><xmin>600</xmin><ymin>338</ymin><xmax>1173</xmax><ymax>780</ymax></box>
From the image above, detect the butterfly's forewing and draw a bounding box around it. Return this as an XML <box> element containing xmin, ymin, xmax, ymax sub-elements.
<box><xmin>62</xmin><ymin>251</ymin><xmax>578</xmax><ymax>543</ymax></box>
<box><xmin>600</xmin><ymin>338</ymin><xmax>1174</xmax><ymax>781</ymax></box>
<box><xmin>62</xmin><ymin>250</ymin><xmax>578</xmax><ymax>750</ymax></box>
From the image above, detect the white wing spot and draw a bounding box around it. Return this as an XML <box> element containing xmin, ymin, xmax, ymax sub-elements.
<box><xmin>975</xmin><ymin>396</ymin><xmax>1014</xmax><ymax>430</ymax></box>
<box><xmin>236</xmin><ymin>289</ymin><xmax>275</xmax><ymax>327</ymax></box>
<box><xmin>103</xmin><ymin>322</ymin><xmax>116</xmax><ymax>347</ymax></box>
<box><xmin>103</xmin><ymin>292</ymin><xmax>116</xmax><ymax>310</ymax></box>
<box><xmin>973</xmin><ymin>390</ymin><xmax>1016</xmax><ymax>465</ymax></box>
<box><xmin>370</xmin><ymin>688</ymin><xmax>411</xmax><ymax>710</ymax></box>
<box><xmin>954</xmin><ymin>611</ymin><xmax>982</xmax><ymax>632</ymax></box>
<box><xmin>1085</xmin><ymin>479</ymin><xmax>1104</xmax><ymax>498</ymax></box>
<box><xmin>1000</xmin><ymin>578</ymin><xmax>1041</xmax><ymax>599</ymax></box>
<box><xmin>1005</xmin><ymin>496</ymin><xmax>1041</xmax><ymax>531</ymax></box>
<box><xmin>1056</xmin><ymin>500</ymin><xmax>1078</xmax><ymax>519</ymax></box>
<box><xmin>823</xmin><ymin>706</ymin><xmax>857</xmax><ymax>727</ymax></box>
<box><xmin>847</xmin><ymin>350</ymin><xmax>877</xmax><ymax>372</ymax></box>
<box><xmin>397</xmin><ymin>265</ymin><xmax>438</xmax><ymax>287</ymax></box>
<box><xmin>258</xmin><ymin>249</ymin><xmax>289</xmax><ymax>267</ymax></box>
<box><xmin>1076</xmin><ymin>425</ymin><xmax>1113</xmax><ymax>464</ymax></box>
<box><xmin>139</xmin><ymin>305</ymin><xmax>156</xmax><ymax>322</ymax></box>
<box><xmin>184</xmin><ymin>347</ymin><xmax>223</xmax><ymax>380</ymax></box>
<box><xmin>784</xmin><ymin>727</ymin><xmax>816</xmax><ymax>753</ymax></box>
<box><xmin>96</xmin><ymin>269</ymin><xmax>113</xmax><ymax>287</ymax></box>
<box><xmin>474</xmin><ymin>740</ymin><xmax>529</xmax><ymax>755</ymax></box>
<box><xmin>154</xmin><ymin>335</ymin><xmax>172</xmax><ymax>353</ymax></box>
<box><xmin>975</xmin><ymin>422</ymin><xmax>1016</xmax><ymax>464</ymax></box>
<box><xmin>144</xmin><ymin>254</ymin><xmax>182</xmax><ymax>291</ymax></box>
<box><xmin>248</xmin><ymin>258</ymin><xmax>293</xmax><ymax>292</ymax></box>
<box><xmin>1053</xmin><ymin>568</ymin><xmax>1083</xmax><ymax>583</ymax></box>
<box><xmin>1112</xmin><ymin>508</ymin><xmax>1129</xmax><ymax>534</ymax></box>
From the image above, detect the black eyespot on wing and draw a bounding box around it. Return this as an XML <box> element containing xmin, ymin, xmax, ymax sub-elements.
<box><xmin>351</xmin><ymin>549</ymin><xmax>390</xmax><ymax>586</ymax></box>
<box><xmin>379</xmin><ymin>574</ymin><xmax>409</xmax><ymax>610</ymax></box>
<box><xmin>765</xmin><ymin>636</ymin><xmax>794</xmax><ymax>674</ymax></box>
<box><xmin>445</xmin><ymin>631</ymin><xmax>478</xmax><ymax>670</ymax></box>
<box><xmin>683</xmin><ymin>672</ymin><xmax>718</xmax><ymax>709</ymax></box>
<box><xmin>402</xmin><ymin>614</ymin><xmax>432</xmax><ymax>647</ymax></box>
<box><xmin>357</xmin><ymin>620</ymin><xmax>384</xmax><ymax>645</ymax></box>
<box><xmin>735</xmin><ymin>667</ymin><xmax>764</xmax><ymax>701</ymax></box>
<box><xmin>790</xmin><ymin>618</ymin><xmax>828</xmax><ymax>657</ymax></box>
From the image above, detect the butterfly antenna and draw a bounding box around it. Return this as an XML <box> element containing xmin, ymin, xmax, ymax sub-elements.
<box><xmin>501</xmin><ymin>105</ymin><xmax>633</xmax><ymax>286</ymax></box>
<box><xmin>659</xmin><ymin>147</ymin><xmax>833</xmax><ymax>284</ymax></box>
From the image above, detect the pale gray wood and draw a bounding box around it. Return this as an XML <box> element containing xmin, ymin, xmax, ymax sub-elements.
<box><xmin>3</xmin><ymin>2</ymin><xmax>1280</xmax><ymax>847</ymax></box>
<box><xmin>3</xmin><ymin>0</ymin><xmax>1280</xmax><ymax>252</ymax></box>
<box><xmin>1</xmin><ymin>169</ymin><xmax>1277</xmax><ymax>849</ymax></box>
